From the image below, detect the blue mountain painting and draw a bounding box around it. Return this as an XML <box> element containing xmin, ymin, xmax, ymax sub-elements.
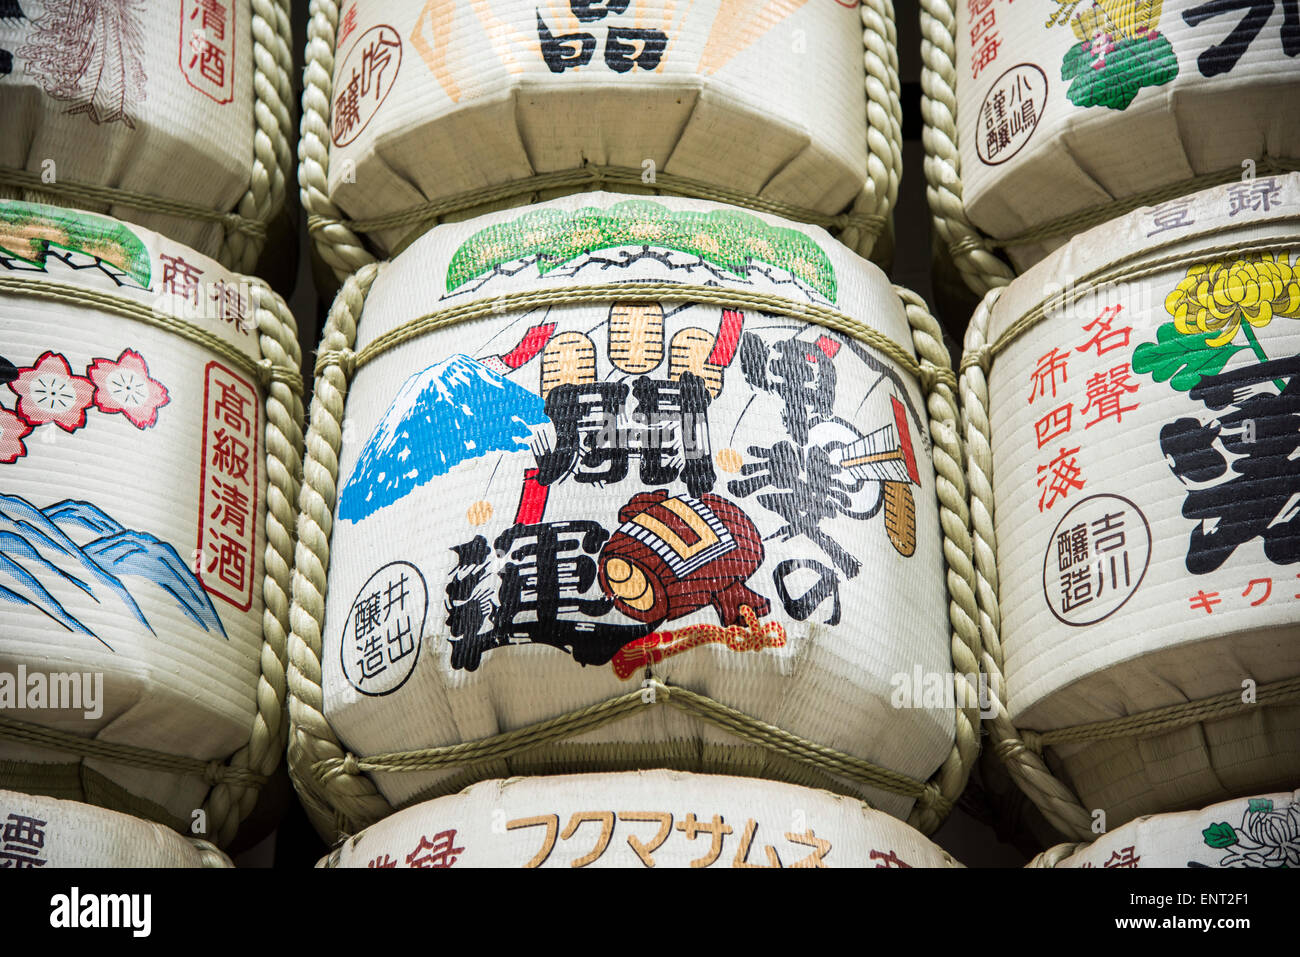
<box><xmin>0</xmin><ymin>494</ymin><xmax>226</xmax><ymax>647</ymax></box>
<box><xmin>338</xmin><ymin>354</ymin><xmax>550</xmax><ymax>522</ymax></box>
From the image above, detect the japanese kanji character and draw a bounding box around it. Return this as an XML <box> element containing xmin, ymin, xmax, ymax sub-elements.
<box><xmin>190</xmin><ymin>0</ymin><xmax>227</xmax><ymax>39</ymax></box>
<box><xmin>1189</xmin><ymin>590</ymin><xmax>1222</xmax><ymax>613</ymax></box>
<box><xmin>537</xmin><ymin>12</ymin><xmax>595</xmax><ymax>72</ymax></box>
<box><xmin>1076</xmin><ymin>305</ymin><xmax>1131</xmax><ymax>357</ymax></box>
<box><xmin>189</xmin><ymin>37</ymin><xmax>226</xmax><ymax>87</ymax></box>
<box><xmin>1242</xmin><ymin>578</ymin><xmax>1272</xmax><ymax>605</ymax></box>
<box><xmin>1091</xmin><ymin>512</ymin><xmax>1127</xmax><ymax>552</ymax></box>
<box><xmin>1227</xmin><ymin>178</ymin><xmax>1284</xmax><ymax>216</ymax></box>
<box><xmin>1057</xmin><ymin>522</ymin><xmax>1090</xmax><ymax>571</ymax></box>
<box><xmin>604</xmin><ymin>27</ymin><xmax>668</xmax><ymax>72</ymax></box>
<box><xmin>208</xmin><ymin>477</ymin><xmax>250</xmax><ymax>536</ymax></box>
<box><xmin>1036</xmin><ymin>446</ymin><xmax>1085</xmax><ymax>511</ymax></box>
<box><xmin>1147</xmin><ymin>199</ymin><xmax>1195</xmax><ymax>236</ymax></box>
<box><xmin>1060</xmin><ymin>566</ymin><xmax>1094</xmax><ymax>613</ymax></box>
<box><xmin>970</xmin><ymin>10</ymin><xmax>996</xmax><ymax>43</ymax></box>
<box><xmin>508</xmin><ymin>814</ymin><xmax>560</xmax><ymax>868</ymax></box>
<box><xmin>211</xmin><ymin>280</ymin><xmax>249</xmax><ymax>333</ymax></box>
<box><xmin>210</xmin><ymin>428</ymin><xmax>251</xmax><ymax>481</ymax></box>
<box><xmin>1028</xmin><ymin>348</ymin><xmax>1070</xmax><ymax>403</ymax></box>
<box><xmin>159</xmin><ymin>253</ymin><xmax>203</xmax><ymax>303</ymax></box>
<box><xmin>620</xmin><ymin>811</ymin><xmax>673</xmax><ymax>868</ymax></box>
<box><xmin>1081</xmin><ymin>364</ymin><xmax>1140</xmax><ymax>428</ymax></box>
<box><xmin>1102</xmin><ymin>845</ymin><xmax>1141</xmax><ymax>868</ymax></box>
<box><xmin>338</xmin><ymin>3</ymin><xmax>358</xmax><ymax>44</ymax></box>
<box><xmin>366</xmin><ymin>854</ymin><xmax>396</xmax><ymax>868</ymax></box>
<box><xmin>205</xmin><ymin>531</ymin><xmax>247</xmax><ymax>592</ymax></box>
<box><xmin>1158</xmin><ymin>355</ymin><xmax>1300</xmax><ymax>573</ymax></box>
<box><xmin>353</xmin><ymin>590</ymin><xmax>382</xmax><ymax>643</ymax></box>
<box><xmin>406</xmin><ymin>830</ymin><xmax>464</xmax><ymax>868</ymax></box>
<box><xmin>971</xmin><ymin>35</ymin><xmax>1001</xmax><ymax>78</ymax></box>
<box><xmin>333</xmin><ymin>70</ymin><xmax>362</xmax><ymax>139</ymax></box>
<box><xmin>739</xmin><ymin>333</ymin><xmax>837</xmax><ymax>447</ymax></box>
<box><xmin>676</xmin><ymin>813</ymin><xmax>733</xmax><ymax>868</ymax></box>
<box><xmin>360</xmin><ymin>32</ymin><xmax>399</xmax><ymax>96</ymax></box>
<box><xmin>772</xmin><ymin>558</ymin><xmax>841</xmax><ymax>625</ymax></box>
<box><xmin>570</xmin><ymin>0</ymin><xmax>631</xmax><ymax>21</ymax></box>
<box><xmin>1182</xmin><ymin>0</ymin><xmax>1299</xmax><ymax>78</ymax></box>
<box><xmin>1034</xmin><ymin>404</ymin><xmax>1074</xmax><ymax>448</ymax></box>
<box><xmin>212</xmin><ymin>379</ymin><xmax>253</xmax><ymax>437</ymax></box>
<box><xmin>560</xmin><ymin>812</ymin><xmax>615</xmax><ymax>867</ymax></box>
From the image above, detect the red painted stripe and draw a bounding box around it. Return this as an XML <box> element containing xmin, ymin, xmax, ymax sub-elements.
<box><xmin>706</xmin><ymin>310</ymin><xmax>744</xmax><ymax>366</ymax></box>
<box><xmin>892</xmin><ymin>395</ymin><xmax>919</xmax><ymax>485</ymax></box>
<box><xmin>500</xmin><ymin>322</ymin><xmax>557</xmax><ymax>369</ymax></box>
<box><xmin>514</xmin><ymin>468</ymin><xmax>549</xmax><ymax>524</ymax></box>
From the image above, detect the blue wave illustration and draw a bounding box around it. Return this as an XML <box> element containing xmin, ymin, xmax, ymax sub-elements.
<box><xmin>338</xmin><ymin>354</ymin><xmax>549</xmax><ymax>522</ymax></box>
<box><xmin>0</xmin><ymin>494</ymin><xmax>226</xmax><ymax>646</ymax></box>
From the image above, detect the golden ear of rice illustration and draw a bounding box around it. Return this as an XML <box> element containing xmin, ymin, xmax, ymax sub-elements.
<box><xmin>540</xmin><ymin>331</ymin><xmax>597</xmax><ymax>398</ymax></box>
<box><xmin>883</xmin><ymin>481</ymin><xmax>917</xmax><ymax>557</ymax></box>
<box><xmin>608</xmin><ymin>302</ymin><xmax>665</xmax><ymax>374</ymax></box>
<box><xmin>669</xmin><ymin>327</ymin><xmax>723</xmax><ymax>397</ymax></box>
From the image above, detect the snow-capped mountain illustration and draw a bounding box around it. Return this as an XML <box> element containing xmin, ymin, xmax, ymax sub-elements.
<box><xmin>338</xmin><ymin>354</ymin><xmax>550</xmax><ymax>522</ymax></box>
<box><xmin>0</xmin><ymin>494</ymin><xmax>226</xmax><ymax>645</ymax></box>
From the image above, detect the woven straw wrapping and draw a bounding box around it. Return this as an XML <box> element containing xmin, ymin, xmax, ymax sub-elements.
<box><xmin>961</xmin><ymin>174</ymin><xmax>1300</xmax><ymax>841</ymax></box>
<box><xmin>299</xmin><ymin>0</ymin><xmax>904</xmax><ymax>287</ymax></box>
<box><xmin>0</xmin><ymin>789</ymin><xmax>232</xmax><ymax>867</ymax></box>
<box><xmin>319</xmin><ymin>770</ymin><xmax>963</xmax><ymax>868</ymax></box>
<box><xmin>1028</xmin><ymin>789</ymin><xmax>1300</xmax><ymax>868</ymax></box>
<box><xmin>921</xmin><ymin>0</ymin><xmax>1300</xmax><ymax>296</ymax></box>
<box><xmin>0</xmin><ymin>201</ymin><xmax>304</xmax><ymax>848</ymax></box>
<box><xmin>287</xmin><ymin>191</ymin><xmax>981</xmax><ymax>843</ymax></box>
<box><xmin>0</xmin><ymin>0</ymin><xmax>294</xmax><ymax>274</ymax></box>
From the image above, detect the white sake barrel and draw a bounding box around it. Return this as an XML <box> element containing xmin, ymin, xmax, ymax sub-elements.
<box><xmin>0</xmin><ymin>199</ymin><xmax>303</xmax><ymax>846</ymax></box>
<box><xmin>301</xmin><ymin>0</ymin><xmax>901</xmax><ymax>283</ymax></box>
<box><xmin>289</xmin><ymin>191</ymin><xmax>978</xmax><ymax>840</ymax></box>
<box><xmin>319</xmin><ymin>770</ymin><xmax>962</xmax><ymax>868</ymax></box>
<box><xmin>922</xmin><ymin>0</ymin><xmax>1300</xmax><ymax>293</ymax></box>
<box><xmin>962</xmin><ymin>175</ymin><xmax>1300</xmax><ymax>840</ymax></box>
<box><xmin>0</xmin><ymin>789</ymin><xmax>231</xmax><ymax>867</ymax></box>
<box><xmin>1030</xmin><ymin>789</ymin><xmax>1300</xmax><ymax>868</ymax></box>
<box><xmin>0</xmin><ymin>0</ymin><xmax>293</xmax><ymax>271</ymax></box>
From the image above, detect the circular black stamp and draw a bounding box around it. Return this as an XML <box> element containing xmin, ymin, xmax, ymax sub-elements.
<box><xmin>976</xmin><ymin>63</ymin><xmax>1048</xmax><ymax>166</ymax></box>
<box><xmin>340</xmin><ymin>560</ymin><xmax>428</xmax><ymax>695</ymax></box>
<box><xmin>1042</xmin><ymin>493</ymin><xmax>1151</xmax><ymax>627</ymax></box>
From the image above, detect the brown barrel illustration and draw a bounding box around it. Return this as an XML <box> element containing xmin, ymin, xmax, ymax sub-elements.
<box><xmin>608</xmin><ymin>302</ymin><xmax>665</xmax><ymax>374</ymax></box>
<box><xmin>598</xmin><ymin>490</ymin><xmax>769</xmax><ymax>626</ymax></box>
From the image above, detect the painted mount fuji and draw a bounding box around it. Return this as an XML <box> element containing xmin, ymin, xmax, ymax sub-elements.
<box><xmin>0</xmin><ymin>493</ymin><xmax>226</xmax><ymax>647</ymax></box>
<box><xmin>338</xmin><ymin>354</ymin><xmax>549</xmax><ymax>522</ymax></box>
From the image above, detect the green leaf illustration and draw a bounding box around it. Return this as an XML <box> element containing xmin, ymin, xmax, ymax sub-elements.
<box><xmin>0</xmin><ymin>199</ymin><xmax>151</xmax><ymax>286</ymax></box>
<box><xmin>445</xmin><ymin>199</ymin><xmax>837</xmax><ymax>301</ymax></box>
<box><xmin>1202</xmin><ymin>822</ymin><xmax>1238</xmax><ymax>849</ymax></box>
<box><xmin>1131</xmin><ymin>322</ymin><xmax>1244</xmax><ymax>392</ymax></box>
<box><xmin>1247</xmin><ymin>798</ymin><xmax>1274</xmax><ymax>814</ymax></box>
<box><xmin>1062</xmin><ymin>34</ymin><xmax>1178</xmax><ymax>111</ymax></box>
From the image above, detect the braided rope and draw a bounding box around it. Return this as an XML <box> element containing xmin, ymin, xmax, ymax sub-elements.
<box><xmin>1025</xmin><ymin>842</ymin><xmax>1083</xmax><ymax>868</ymax></box>
<box><xmin>314</xmin><ymin>282</ymin><xmax>954</xmax><ymax>392</ymax></box>
<box><xmin>220</xmin><ymin>0</ymin><xmax>295</xmax><ymax>273</ymax></box>
<box><xmin>918</xmin><ymin>0</ymin><xmax>1014</xmax><ymax>296</ymax></box>
<box><xmin>300</xmin><ymin>0</ymin><xmax>904</xmax><ymax>285</ymax></box>
<box><xmin>189</xmin><ymin>839</ymin><xmax>235</xmax><ymax>868</ymax></box>
<box><xmin>287</xmin><ymin>266</ymin><xmax>981</xmax><ymax>840</ymax></box>
<box><xmin>0</xmin><ymin>274</ymin><xmax>302</xmax><ymax>847</ymax></box>
<box><xmin>0</xmin><ymin>277</ymin><xmax>303</xmax><ymax>393</ymax></box>
<box><xmin>960</xmin><ymin>288</ymin><xmax>1096</xmax><ymax>840</ymax></box>
<box><xmin>893</xmin><ymin>285</ymin><xmax>982</xmax><ymax>834</ymax></box>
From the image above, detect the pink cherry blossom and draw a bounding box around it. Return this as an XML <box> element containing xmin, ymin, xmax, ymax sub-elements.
<box><xmin>87</xmin><ymin>349</ymin><xmax>171</xmax><ymax>429</ymax></box>
<box><xmin>0</xmin><ymin>407</ymin><xmax>32</xmax><ymax>463</ymax></box>
<box><xmin>8</xmin><ymin>352</ymin><xmax>95</xmax><ymax>432</ymax></box>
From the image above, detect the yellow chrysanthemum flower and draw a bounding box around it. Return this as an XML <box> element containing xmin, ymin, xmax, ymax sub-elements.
<box><xmin>1165</xmin><ymin>253</ymin><xmax>1300</xmax><ymax>347</ymax></box>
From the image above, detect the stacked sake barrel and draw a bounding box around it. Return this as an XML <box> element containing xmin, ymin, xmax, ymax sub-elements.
<box><xmin>0</xmin><ymin>199</ymin><xmax>304</xmax><ymax>851</ymax></box>
<box><xmin>300</xmin><ymin>0</ymin><xmax>902</xmax><ymax>285</ymax></box>
<box><xmin>0</xmin><ymin>790</ymin><xmax>231</xmax><ymax>867</ymax></box>
<box><xmin>287</xmin><ymin>190</ymin><xmax>979</xmax><ymax>864</ymax></box>
<box><xmin>0</xmin><ymin>0</ymin><xmax>293</xmax><ymax>273</ymax></box>
<box><xmin>921</xmin><ymin>0</ymin><xmax>1300</xmax><ymax>294</ymax></box>
<box><xmin>319</xmin><ymin>771</ymin><xmax>963</xmax><ymax>868</ymax></box>
<box><xmin>961</xmin><ymin>175</ymin><xmax>1300</xmax><ymax>842</ymax></box>
<box><xmin>1030</xmin><ymin>790</ymin><xmax>1300</xmax><ymax>868</ymax></box>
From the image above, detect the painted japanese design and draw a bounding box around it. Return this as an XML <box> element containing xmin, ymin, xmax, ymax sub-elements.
<box><xmin>0</xmin><ymin>201</ymin><xmax>152</xmax><ymax>286</ymax></box>
<box><xmin>1198</xmin><ymin>797</ymin><xmax>1300</xmax><ymax>868</ymax></box>
<box><xmin>1049</xmin><ymin>0</ymin><xmax>1178</xmax><ymax>110</ymax></box>
<box><xmin>0</xmin><ymin>349</ymin><xmax>170</xmax><ymax>465</ymax></box>
<box><xmin>1133</xmin><ymin>252</ymin><xmax>1300</xmax><ymax>574</ymax></box>
<box><xmin>17</xmin><ymin>0</ymin><xmax>149</xmax><ymax>127</ymax></box>
<box><xmin>0</xmin><ymin>492</ymin><xmax>226</xmax><ymax>646</ymax></box>
<box><xmin>335</xmin><ymin>201</ymin><xmax>931</xmax><ymax>686</ymax></box>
